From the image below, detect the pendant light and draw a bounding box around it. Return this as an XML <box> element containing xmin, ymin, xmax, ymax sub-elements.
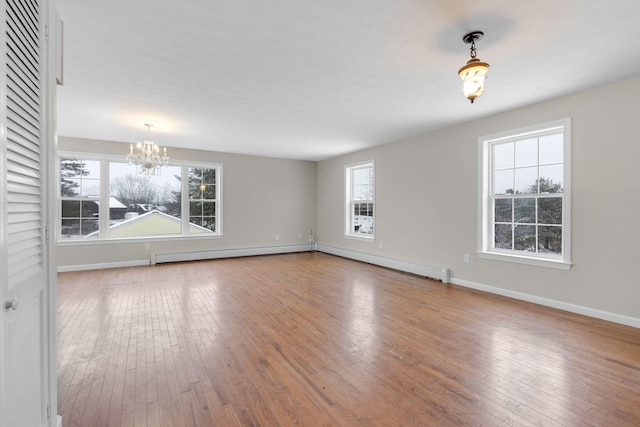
<box><xmin>458</xmin><ymin>31</ymin><xmax>490</xmax><ymax>103</ymax></box>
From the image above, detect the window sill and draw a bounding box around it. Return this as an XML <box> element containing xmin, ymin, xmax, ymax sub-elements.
<box><xmin>344</xmin><ymin>234</ymin><xmax>375</xmax><ymax>241</ymax></box>
<box><xmin>57</xmin><ymin>233</ymin><xmax>224</xmax><ymax>246</ymax></box>
<box><xmin>477</xmin><ymin>251</ymin><xmax>572</xmax><ymax>270</ymax></box>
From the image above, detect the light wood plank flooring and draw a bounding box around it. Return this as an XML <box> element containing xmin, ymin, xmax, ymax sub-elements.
<box><xmin>57</xmin><ymin>252</ymin><xmax>640</xmax><ymax>426</ymax></box>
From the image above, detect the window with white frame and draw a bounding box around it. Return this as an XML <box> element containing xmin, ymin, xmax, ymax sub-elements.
<box><xmin>58</xmin><ymin>155</ymin><xmax>222</xmax><ymax>240</ymax></box>
<box><xmin>60</xmin><ymin>158</ymin><xmax>101</xmax><ymax>238</ymax></box>
<box><xmin>478</xmin><ymin>119</ymin><xmax>571</xmax><ymax>269</ymax></box>
<box><xmin>345</xmin><ymin>161</ymin><xmax>374</xmax><ymax>238</ymax></box>
<box><xmin>188</xmin><ymin>167</ymin><xmax>218</xmax><ymax>233</ymax></box>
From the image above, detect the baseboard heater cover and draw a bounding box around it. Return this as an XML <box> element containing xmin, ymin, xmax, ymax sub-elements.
<box><xmin>317</xmin><ymin>244</ymin><xmax>450</xmax><ymax>283</ymax></box>
<box><xmin>152</xmin><ymin>244</ymin><xmax>312</xmax><ymax>265</ymax></box>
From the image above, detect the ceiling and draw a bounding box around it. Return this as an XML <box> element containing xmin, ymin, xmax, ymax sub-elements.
<box><xmin>56</xmin><ymin>0</ymin><xmax>640</xmax><ymax>161</ymax></box>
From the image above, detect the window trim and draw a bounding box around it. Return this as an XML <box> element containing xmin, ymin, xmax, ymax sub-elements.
<box><xmin>477</xmin><ymin>119</ymin><xmax>572</xmax><ymax>270</ymax></box>
<box><xmin>57</xmin><ymin>152</ymin><xmax>223</xmax><ymax>243</ymax></box>
<box><xmin>344</xmin><ymin>160</ymin><xmax>375</xmax><ymax>240</ymax></box>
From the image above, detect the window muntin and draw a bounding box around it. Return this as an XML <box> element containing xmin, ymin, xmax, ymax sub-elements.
<box><xmin>58</xmin><ymin>155</ymin><xmax>221</xmax><ymax>240</ymax></box>
<box><xmin>479</xmin><ymin>120</ymin><xmax>571</xmax><ymax>268</ymax></box>
<box><xmin>346</xmin><ymin>162</ymin><xmax>374</xmax><ymax>238</ymax></box>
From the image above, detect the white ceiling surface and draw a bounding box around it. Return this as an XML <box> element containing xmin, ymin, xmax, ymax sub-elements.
<box><xmin>57</xmin><ymin>1</ymin><xmax>640</xmax><ymax>161</ymax></box>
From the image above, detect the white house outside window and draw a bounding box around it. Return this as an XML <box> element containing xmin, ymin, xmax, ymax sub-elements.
<box><xmin>345</xmin><ymin>161</ymin><xmax>374</xmax><ymax>238</ymax></box>
<box><xmin>478</xmin><ymin>119</ymin><xmax>571</xmax><ymax>269</ymax></box>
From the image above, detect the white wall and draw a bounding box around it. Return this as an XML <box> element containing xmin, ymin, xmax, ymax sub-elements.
<box><xmin>57</xmin><ymin>137</ymin><xmax>317</xmax><ymax>269</ymax></box>
<box><xmin>317</xmin><ymin>76</ymin><xmax>640</xmax><ymax>324</ymax></box>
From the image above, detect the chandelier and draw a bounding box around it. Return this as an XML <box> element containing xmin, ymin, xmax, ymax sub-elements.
<box><xmin>458</xmin><ymin>31</ymin><xmax>490</xmax><ymax>103</ymax></box>
<box><xmin>127</xmin><ymin>123</ymin><xmax>169</xmax><ymax>177</ymax></box>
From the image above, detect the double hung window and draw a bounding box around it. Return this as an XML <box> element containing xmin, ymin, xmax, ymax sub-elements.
<box><xmin>478</xmin><ymin>119</ymin><xmax>571</xmax><ymax>269</ymax></box>
<box><xmin>345</xmin><ymin>161</ymin><xmax>375</xmax><ymax>238</ymax></box>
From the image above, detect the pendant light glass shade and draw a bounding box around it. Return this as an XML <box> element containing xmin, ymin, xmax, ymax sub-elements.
<box><xmin>458</xmin><ymin>57</ymin><xmax>490</xmax><ymax>103</ymax></box>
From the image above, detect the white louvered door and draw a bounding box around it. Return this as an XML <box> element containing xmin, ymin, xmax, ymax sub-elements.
<box><xmin>1</xmin><ymin>0</ymin><xmax>51</xmax><ymax>426</ymax></box>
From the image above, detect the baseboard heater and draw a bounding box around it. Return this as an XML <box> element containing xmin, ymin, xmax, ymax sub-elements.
<box><xmin>317</xmin><ymin>245</ymin><xmax>450</xmax><ymax>284</ymax></box>
<box><xmin>151</xmin><ymin>244</ymin><xmax>312</xmax><ymax>265</ymax></box>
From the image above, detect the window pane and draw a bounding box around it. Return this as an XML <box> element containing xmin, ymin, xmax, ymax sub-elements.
<box><xmin>353</xmin><ymin>185</ymin><xmax>363</xmax><ymax>200</ymax></box>
<box><xmin>203</xmin><ymin>185</ymin><xmax>216</xmax><ymax>200</ymax></box>
<box><xmin>203</xmin><ymin>168</ymin><xmax>216</xmax><ymax>184</ymax></box>
<box><xmin>60</xmin><ymin>158</ymin><xmax>88</xmax><ymax>179</ymax></box>
<box><xmin>539</xmin><ymin>133</ymin><xmax>563</xmax><ymax>165</ymax></box>
<box><xmin>190</xmin><ymin>201</ymin><xmax>202</xmax><ymax>216</ymax></box>
<box><xmin>190</xmin><ymin>214</ymin><xmax>216</xmax><ymax>233</ymax></box>
<box><xmin>539</xmin><ymin>165</ymin><xmax>563</xmax><ymax>193</ymax></box>
<box><xmin>61</xmin><ymin>200</ymin><xmax>80</xmax><ymax>217</ymax></box>
<box><xmin>201</xmin><ymin>218</ymin><xmax>216</xmax><ymax>232</ymax></box>
<box><xmin>514</xmin><ymin>198</ymin><xmax>535</xmax><ymax>224</ymax></box>
<box><xmin>494</xmin><ymin>198</ymin><xmax>512</xmax><ymax>223</ymax></box>
<box><xmin>538</xmin><ymin>198</ymin><xmax>562</xmax><ymax>225</ymax></box>
<box><xmin>61</xmin><ymin>178</ymin><xmax>80</xmax><ymax>197</ymax></box>
<box><xmin>352</xmin><ymin>168</ymin><xmax>362</xmax><ymax>186</ymax></box>
<box><xmin>202</xmin><ymin>201</ymin><xmax>215</xmax><ymax>216</ymax></box>
<box><xmin>493</xmin><ymin>142</ymin><xmax>513</xmax><ymax>170</ymax></box>
<box><xmin>494</xmin><ymin>224</ymin><xmax>512</xmax><ymax>249</ymax></box>
<box><xmin>80</xmin><ymin>219</ymin><xmax>99</xmax><ymax>236</ymax></box>
<box><xmin>514</xmin><ymin>225</ymin><xmax>536</xmax><ymax>252</ymax></box>
<box><xmin>109</xmin><ymin>162</ymin><xmax>182</xmax><ymax>236</ymax></box>
<box><xmin>60</xmin><ymin>219</ymin><xmax>80</xmax><ymax>238</ymax></box>
<box><xmin>515</xmin><ymin>167</ymin><xmax>538</xmax><ymax>194</ymax></box>
<box><xmin>515</xmin><ymin>138</ymin><xmax>537</xmax><ymax>168</ymax></box>
<box><xmin>494</xmin><ymin>169</ymin><xmax>514</xmax><ymax>195</ymax></box>
<box><xmin>538</xmin><ymin>226</ymin><xmax>562</xmax><ymax>254</ymax></box>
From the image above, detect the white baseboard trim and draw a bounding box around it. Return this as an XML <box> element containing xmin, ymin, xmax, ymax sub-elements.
<box><xmin>57</xmin><ymin>245</ymin><xmax>313</xmax><ymax>272</ymax></box>
<box><xmin>152</xmin><ymin>244</ymin><xmax>311</xmax><ymax>264</ymax></box>
<box><xmin>450</xmin><ymin>277</ymin><xmax>640</xmax><ymax>329</ymax></box>
<box><xmin>57</xmin><ymin>259</ymin><xmax>150</xmax><ymax>272</ymax></box>
<box><xmin>317</xmin><ymin>244</ymin><xmax>450</xmax><ymax>283</ymax></box>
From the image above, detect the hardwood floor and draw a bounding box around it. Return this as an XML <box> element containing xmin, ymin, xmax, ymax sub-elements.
<box><xmin>57</xmin><ymin>252</ymin><xmax>640</xmax><ymax>426</ymax></box>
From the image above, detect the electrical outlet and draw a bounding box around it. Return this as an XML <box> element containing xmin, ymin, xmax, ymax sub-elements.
<box><xmin>308</xmin><ymin>235</ymin><xmax>314</xmax><ymax>243</ymax></box>
<box><xmin>275</xmin><ymin>234</ymin><xmax>280</xmax><ymax>241</ymax></box>
<box><xmin>378</xmin><ymin>241</ymin><xmax>383</xmax><ymax>249</ymax></box>
<box><xmin>464</xmin><ymin>254</ymin><xmax>470</xmax><ymax>264</ymax></box>
<box><xmin>145</xmin><ymin>243</ymin><xmax>150</xmax><ymax>251</ymax></box>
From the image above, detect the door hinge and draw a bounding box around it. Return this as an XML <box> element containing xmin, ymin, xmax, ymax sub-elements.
<box><xmin>45</xmin><ymin>225</ymin><xmax>49</xmax><ymax>245</ymax></box>
<box><xmin>47</xmin><ymin>403</ymin><xmax>50</xmax><ymax>421</ymax></box>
